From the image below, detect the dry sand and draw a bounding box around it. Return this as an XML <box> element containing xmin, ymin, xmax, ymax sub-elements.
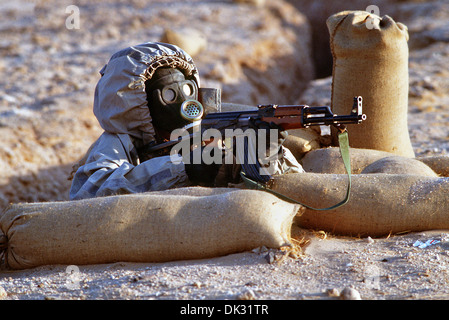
<box><xmin>2</xmin><ymin>227</ymin><xmax>449</xmax><ymax>302</ymax></box>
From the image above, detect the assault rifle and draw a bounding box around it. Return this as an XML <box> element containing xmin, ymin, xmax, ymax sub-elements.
<box><xmin>140</xmin><ymin>96</ymin><xmax>366</xmax><ymax>154</ymax></box>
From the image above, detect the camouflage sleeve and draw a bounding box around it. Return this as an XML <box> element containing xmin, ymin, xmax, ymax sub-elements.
<box><xmin>69</xmin><ymin>132</ymin><xmax>189</xmax><ymax>200</ymax></box>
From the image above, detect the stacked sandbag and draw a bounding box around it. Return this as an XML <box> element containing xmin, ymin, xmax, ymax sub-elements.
<box><xmin>417</xmin><ymin>155</ymin><xmax>449</xmax><ymax>177</ymax></box>
<box><xmin>0</xmin><ymin>187</ymin><xmax>300</xmax><ymax>270</ymax></box>
<box><xmin>328</xmin><ymin>11</ymin><xmax>414</xmax><ymax>157</ymax></box>
<box><xmin>361</xmin><ymin>156</ymin><xmax>438</xmax><ymax>177</ymax></box>
<box><xmin>270</xmin><ymin>173</ymin><xmax>449</xmax><ymax>237</ymax></box>
<box><xmin>301</xmin><ymin>147</ymin><xmax>438</xmax><ymax>177</ymax></box>
<box><xmin>283</xmin><ymin>128</ymin><xmax>322</xmax><ymax>161</ymax></box>
<box><xmin>301</xmin><ymin>147</ymin><xmax>398</xmax><ymax>174</ymax></box>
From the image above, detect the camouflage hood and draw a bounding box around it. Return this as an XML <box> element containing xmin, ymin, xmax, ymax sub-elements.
<box><xmin>93</xmin><ymin>42</ymin><xmax>200</xmax><ymax>144</ymax></box>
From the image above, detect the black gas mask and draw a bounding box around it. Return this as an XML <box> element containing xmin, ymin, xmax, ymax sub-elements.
<box><xmin>146</xmin><ymin>67</ymin><xmax>203</xmax><ymax>133</ymax></box>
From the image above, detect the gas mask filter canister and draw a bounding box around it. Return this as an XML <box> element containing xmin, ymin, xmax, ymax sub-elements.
<box><xmin>180</xmin><ymin>100</ymin><xmax>204</xmax><ymax>121</ymax></box>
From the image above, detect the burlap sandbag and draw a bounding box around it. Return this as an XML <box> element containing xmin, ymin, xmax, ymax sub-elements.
<box><xmin>283</xmin><ymin>128</ymin><xmax>322</xmax><ymax>161</ymax></box>
<box><xmin>328</xmin><ymin>11</ymin><xmax>414</xmax><ymax>157</ymax></box>
<box><xmin>361</xmin><ymin>156</ymin><xmax>438</xmax><ymax>177</ymax></box>
<box><xmin>417</xmin><ymin>155</ymin><xmax>449</xmax><ymax>177</ymax></box>
<box><xmin>0</xmin><ymin>187</ymin><xmax>300</xmax><ymax>270</ymax></box>
<box><xmin>301</xmin><ymin>147</ymin><xmax>397</xmax><ymax>174</ymax></box>
<box><xmin>270</xmin><ymin>173</ymin><xmax>449</xmax><ymax>237</ymax></box>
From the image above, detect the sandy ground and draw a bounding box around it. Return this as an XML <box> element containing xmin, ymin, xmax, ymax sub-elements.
<box><xmin>2</xmin><ymin>227</ymin><xmax>449</xmax><ymax>302</ymax></box>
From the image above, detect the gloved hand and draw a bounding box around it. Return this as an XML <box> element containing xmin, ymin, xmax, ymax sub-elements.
<box><xmin>184</xmin><ymin>146</ymin><xmax>222</xmax><ymax>187</ymax></box>
<box><xmin>248</xmin><ymin>118</ymin><xmax>287</xmax><ymax>157</ymax></box>
<box><xmin>213</xmin><ymin>154</ymin><xmax>242</xmax><ymax>187</ymax></box>
<box><xmin>238</xmin><ymin>119</ymin><xmax>288</xmax><ymax>184</ymax></box>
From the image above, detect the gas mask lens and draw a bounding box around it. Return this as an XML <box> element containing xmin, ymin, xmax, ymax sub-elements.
<box><xmin>159</xmin><ymin>81</ymin><xmax>196</xmax><ymax>105</ymax></box>
<box><xmin>161</xmin><ymin>88</ymin><xmax>176</xmax><ymax>102</ymax></box>
<box><xmin>183</xmin><ymin>83</ymin><xmax>193</xmax><ymax>96</ymax></box>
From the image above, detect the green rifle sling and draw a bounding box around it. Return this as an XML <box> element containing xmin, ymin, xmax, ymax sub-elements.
<box><xmin>241</xmin><ymin>131</ymin><xmax>352</xmax><ymax>211</ymax></box>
